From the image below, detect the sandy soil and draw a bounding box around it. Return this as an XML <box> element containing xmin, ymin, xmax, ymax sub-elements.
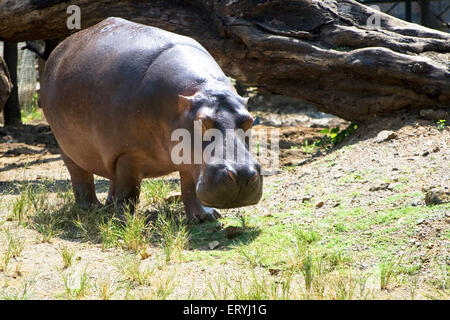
<box><xmin>0</xmin><ymin>105</ymin><xmax>448</xmax><ymax>300</ymax></box>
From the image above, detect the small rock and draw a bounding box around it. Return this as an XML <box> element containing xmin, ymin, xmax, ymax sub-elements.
<box><xmin>165</xmin><ymin>193</ymin><xmax>182</xmax><ymax>204</ymax></box>
<box><xmin>269</xmin><ymin>268</ymin><xmax>281</xmax><ymax>276</ymax></box>
<box><xmin>432</xmin><ymin>146</ymin><xmax>440</xmax><ymax>153</ymax></box>
<box><xmin>369</xmin><ymin>183</ymin><xmax>390</xmax><ymax>192</ymax></box>
<box><xmin>376</xmin><ymin>130</ymin><xmax>397</xmax><ymax>143</ymax></box>
<box><xmin>140</xmin><ymin>250</ymin><xmax>151</xmax><ymax>260</ymax></box>
<box><xmin>425</xmin><ymin>190</ymin><xmax>448</xmax><ymax>206</ymax></box>
<box><xmin>411</xmin><ymin>199</ymin><xmax>421</xmax><ymax>207</ymax></box>
<box><xmin>302</xmin><ymin>195</ymin><xmax>312</xmax><ymax>203</ymax></box>
<box><xmin>316</xmin><ymin>201</ymin><xmax>324</xmax><ymax>208</ymax></box>
<box><xmin>225</xmin><ymin>226</ymin><xmax>244</xmax><ymax>239</ymax></box>
<box><xmin>426</xmin><ymin>243</ymin><xmax>433</xmax><ymax>249</ymax></box>
<box><xmin>422</xmin><ymin>151</ymin><xmax>430</xmax><ymax>157</ymax></box>
<box><xmin>208</xmin><ymin>240</ymin><xmax>220</xmax><ymax>250</ymax></box>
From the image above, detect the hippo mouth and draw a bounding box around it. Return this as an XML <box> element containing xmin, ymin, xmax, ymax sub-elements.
<box><xmin>195</xmin><ymin>174</ymin><xmax>263</xmax><ymax>209</ymax></box>
<box><xmin>199</xmin><ymin>197</ymin><xmax>261</xmax><ymax>209</ymax></box>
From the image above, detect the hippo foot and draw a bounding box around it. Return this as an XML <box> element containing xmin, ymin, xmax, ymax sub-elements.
<box><xmin>75</xmin><ymin>199</ymin><xmax>103</xmax><ymax>211</ymax></box>
<box><xmin>187</xmin><ymin>206</ymin><xmax>221</xmax><ymax>224</ymax></box>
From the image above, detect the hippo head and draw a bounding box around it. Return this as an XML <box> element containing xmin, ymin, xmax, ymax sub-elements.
<box><xmin>173</xmin><ymin>87</ymin><xmax>263</xmax><ymax>209</ymax></box>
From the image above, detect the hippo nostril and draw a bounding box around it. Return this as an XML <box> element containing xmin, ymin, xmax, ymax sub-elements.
<box><xmin>227</xmin><ymin>169</ymin><xmax>236</xmax><ymax>182</ymax></box>
<box><xmin>249</xmin><ymin>172</ymin><xmax>258</xmax><ymax>185</ymax></box>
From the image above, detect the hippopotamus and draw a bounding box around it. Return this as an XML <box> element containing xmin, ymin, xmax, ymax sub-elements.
<box><xmin>41</xmin><ymin>17</ymin><xmax>262</xmax><ymax>222</ymax></box>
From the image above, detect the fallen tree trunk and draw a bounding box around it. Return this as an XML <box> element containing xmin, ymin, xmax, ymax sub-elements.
<box><xmin>0</xmin><ymin>0</ymin><xmax>448</xmax><ymax>121</ymax></box>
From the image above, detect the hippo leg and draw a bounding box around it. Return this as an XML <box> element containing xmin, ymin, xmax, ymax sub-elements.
<box><xmin>61</xmin><ymin>152</ymin><xmax>101</xmax><ymax>209</ymax></box>
<box><xmin>105</xmin><ymin>180</ymin><xmax>115</xmax><ymax>206</ymax></box>
<box><xmin>180</xmin><ymin>171</ymin><xmax>221</xmax><ymax>223</ymax></box>
<box><xmin>111</xmin><ymin>154</ymin><xmax>142</xmax><ymax>215</ymax></box>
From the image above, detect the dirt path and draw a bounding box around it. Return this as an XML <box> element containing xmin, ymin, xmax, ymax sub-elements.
<box><xmin>0</xmin><ymin>110</ymin><xmax>448</xmax><ymax>300</ymax></box>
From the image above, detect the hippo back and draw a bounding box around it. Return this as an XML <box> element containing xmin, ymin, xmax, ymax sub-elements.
<box><xmin>40</xmin><ymin>17</ymin><xmax>232</xmax><ymax>177</ymax></box>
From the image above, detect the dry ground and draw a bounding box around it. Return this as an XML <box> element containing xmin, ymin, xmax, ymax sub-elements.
<box><xmin>0</xmin><ymin>105</ymin><xmax>448</xmax><ymax>300</ymax></box>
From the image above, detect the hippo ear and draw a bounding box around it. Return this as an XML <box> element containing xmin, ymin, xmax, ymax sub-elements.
<box><xmin>240</xmin><ymin>96</ymin><xmax>249</xmax><ymax>108</ymax></box>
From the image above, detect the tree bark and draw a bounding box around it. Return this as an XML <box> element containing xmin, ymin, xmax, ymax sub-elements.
<box><xmin>3</xmin><ymin>42</ymin><xmax>21</xmax><ymax>126</ymax></box>
<box><xmin>0</xmin><ymin>0</ymin><xmax>448</xmax><ymax>121</ymax></box>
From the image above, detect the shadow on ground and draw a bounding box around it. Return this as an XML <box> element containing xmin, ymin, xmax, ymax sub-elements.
<box><xmin>0</xmin><ymin>179</ymin><xmax>110</xmax><ymax>195</ymax></box>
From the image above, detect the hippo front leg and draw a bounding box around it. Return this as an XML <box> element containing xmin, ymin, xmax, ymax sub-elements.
<box><xmin>180</xmin><ymin>171</ymin><xmax>221</xmax><ymax>223</ymax></box>
<box><xmin>108</xmin><ymin>154</ymin><xmax>142</xmax><ymax>217</ymax></box>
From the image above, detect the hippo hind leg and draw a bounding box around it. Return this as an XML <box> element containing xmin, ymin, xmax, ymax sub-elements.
<box><xmin>180</xmin><ymin>171</ymin><xmax>221</xmax><ymax>223</ymax></box>
<box><xmin>61</xmin><ymin>152</ymin><xmax>101</xmax><ymax>209</ymax></box>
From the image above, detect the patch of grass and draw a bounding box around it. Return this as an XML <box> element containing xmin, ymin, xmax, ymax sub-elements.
<box><xmin>301</xmin><ymin>123</ymin><xmax>358</xmax><ymax>154</ymax></box>
<box><xmin>116</xmin><ymin>255</ymin><xmax>155</xmax><ymax>286</ymax></box>
<box><xmin>327</xmin><ymin>270</ymin><xmax>358</xmax><ymax>300</ymax></box>
<box><xmin>21</xmin><ymin>94</ymin><xmax>42</xmax><ymax>124</ymax></box>
<box><xmin>229</xmin><ymin>272</ymin><xmax>294</xmax><ymax>300</ymax></box>
<box><xmin>436</xmin><ymin>119</ymin><xmax>446</xmax><ymax>131</ymax></box>
<box><xmin>3</xmin><ymin>227</ymin><xmax>24</xmax><ymax>259</ymax></box>
<box><xmin>1</xmin><ymin>274</ymin><xmax>37</xmax><ymax>300</ymax></box>
<box><xmin>154</xmin><ymin>203</ymin><xmax>189</xmax><ymax>263</ymax></box>
<box><xmin>95</xmin><ymin>274</ymin><xmax>120</xmax><ymax>300</ymax></box>
<box><xmin>148</xmin><ymin>270</ymin><xmax>175</xmax><ymax>300</ymax></box>
<box><xmin>428</xmin><ymin>256</ymin><xmax>449</xmax><ymax>291</ymax></box>
<box><xmin>319</xmin><ymin>123</ymin><xmax>358</xmax><ymax>147</ymax></box>
<box><xmin>339</xmin><ymin>172</ymin><xmax>363</xmax><ymax>184</ymax></box>
<box><xmin>299</xmin><ymin>251</ymin><xmax>318</xmax><ymax>291</ymax></box>
<box><xmin>208</xmin><ymin>276</ymin><xmax>231</xmax><ymax>300</ymax></box>
<box><xmin>293</xmin><ymin>228</ymin><xmax>321</xmax><ymax>246</ymax></box>
<box><xmin>59</xmin><ymin>269</ymin><xmax>91</xmax><ymax>300</ymax></box>
<box><xmin>9</xmin><ymin>191</ymin><xmax>29</xmax><ymax>226</ymax></box>
<box><xmin>1</xmin><ymin>227</ymin><xmax>24</xmax><ymax>272</ymax></box>
<box><xmin>238</xmin><ymin>245</ymin><xmax>267</xmax><ymax>268</ymax></box>
<box><xmin>301</xmin><ymin>140</ymin><xmax>317</xmax><ymax>154</ymax></box>
<box><xmin>100</xmin><ymin>208</ymin><xmax>151</xmax><ymax>253</ymax></box>
<box><xmin>58</xmin><ymin>245</ymin><xmax>76</xmax><ymax>269</ymax></box>
<box><xmin>141</xmin><ymin>179</ymin><xmax>174</xmax><ymax>204</ymax></box>
<box><xmin>379</xmin><ymin>256</ymin><xmax>402</xmax><ymax>290</ymax></box>
<box><xmin>10</xmin><ymin>183</ymin><xmax>116</xmax><ymax>243</ymax></box>
<box><xmin>32</xmin><ymin>209</ymin><xmax>62</xmax><ymax>243</ymax></box>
